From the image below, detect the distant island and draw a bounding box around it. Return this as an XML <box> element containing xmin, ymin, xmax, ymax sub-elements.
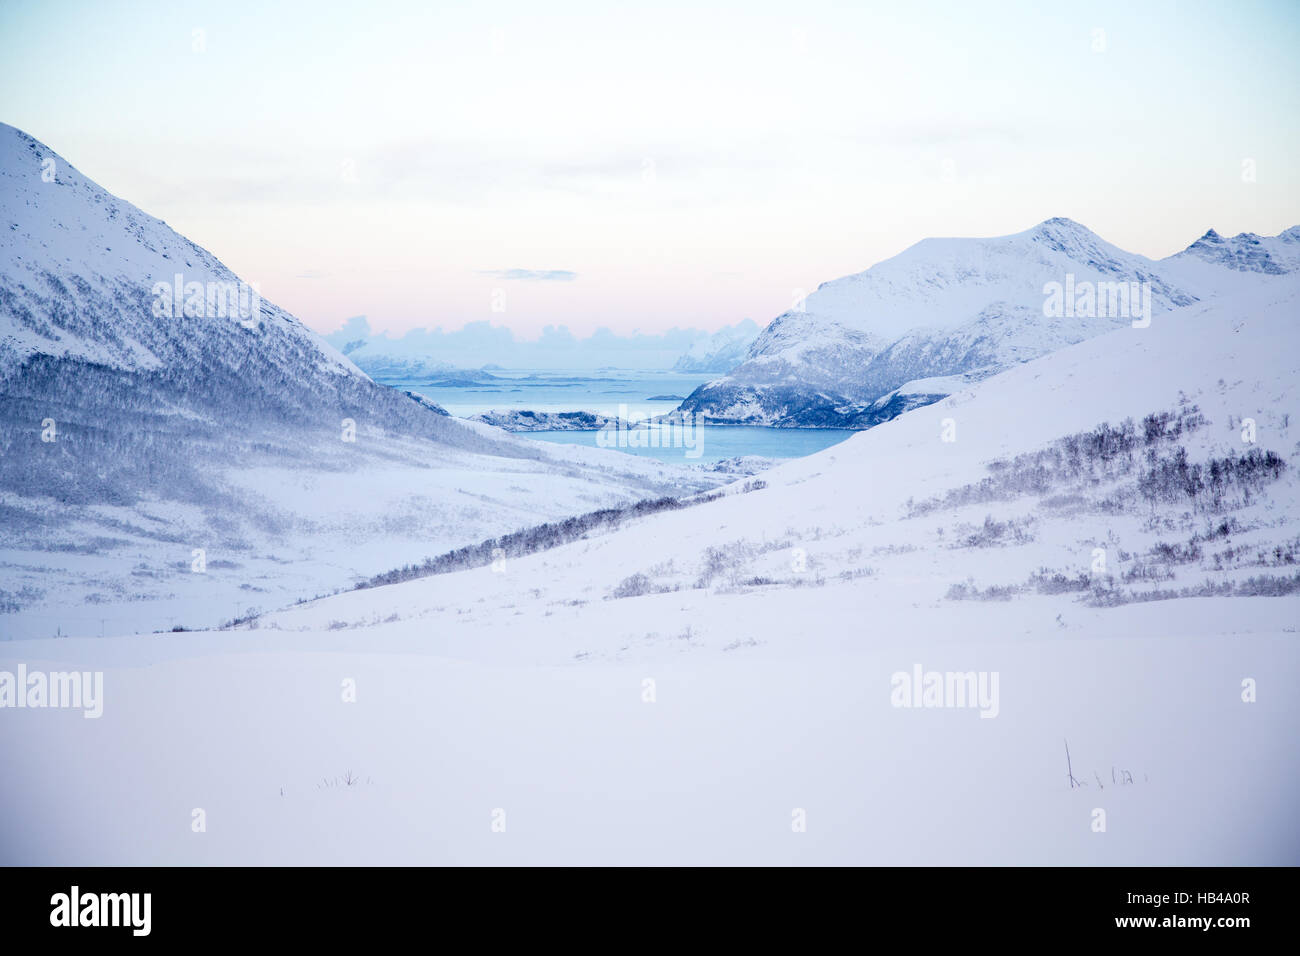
<box><xmin>468</xmin><ymin>409</ymin><xmax>633</xmax><ymax>432</ymax></box>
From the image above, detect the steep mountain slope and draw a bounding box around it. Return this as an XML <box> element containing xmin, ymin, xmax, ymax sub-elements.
<box><xmin>0</xmin><ymin>123</ymin><xmax>485</xmax><ymax>452</ymax></box>
<box><xmin>9</xmin><ymin>276</ymin><xmax>1295</xmax><ymax>864</ymax></box>
<box><xmin>679</xmin><ymin>218</ymin><xmax>1297</xmax><ymax>427</ymax></box>
<box><xmin>0</xmin><ymin>124</ymin><xmax>720</xmax><ymax>638</ymax></box>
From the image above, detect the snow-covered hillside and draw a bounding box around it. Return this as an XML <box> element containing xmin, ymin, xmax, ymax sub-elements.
<box><xmin>0</xmin><ymin>125</ymin><xmax>723</xmax><ymax>639</ymax></box>
<box><xmin>680</xmin><ymin>218</ymin><xmax>1299</xmax><ymax>427</ymax></box>
<box><xmin>4</xmin><ymin>276</ymin><xmax>1295</xmax><ymax>864</ymax></box>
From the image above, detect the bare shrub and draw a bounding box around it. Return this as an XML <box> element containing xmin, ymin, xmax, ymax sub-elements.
<box><xmin>612</xmin><ymin>573</ymin><xmax>652</xmax><ymax>599</ymax></box>
<box><xmin>356</xmin><ymin>491</ymin><xmax>723</xmax><ymax>591</ymax></box>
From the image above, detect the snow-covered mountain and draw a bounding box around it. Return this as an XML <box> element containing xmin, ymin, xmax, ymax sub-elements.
<box><xmin>1169</xmin><ymin>225</ymin><xmax>1300</xmax><ymax>275</ymax></box>
<box><xmin>1157</xmin><ymin>225</ymin><xmax>1300</xmax><ymax>297</ymax></box>
<box><xmin>0</xmin><ymin>125</ymin><xmax>493</xmax><ymax>453</ymax></box>
<box><xmin>671</xmin><ymin>318</ymin><xmax>760</xmax><ymax>372</ymax></box>
<box><xmin>678</xmin><ymin>218</ymin><xmax>1299</xmax><ymax>427</ymax></box>
<box><xmin>0</xmin><ymin>124</ymin><xmax>722</xmax><ymax>638</ymax></box>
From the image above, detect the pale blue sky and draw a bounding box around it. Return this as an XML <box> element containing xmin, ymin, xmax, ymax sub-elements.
<box><xmin>2</xmin><ymin>0</ymin><xmax>1297</xmax><ymax>337</ymax></box>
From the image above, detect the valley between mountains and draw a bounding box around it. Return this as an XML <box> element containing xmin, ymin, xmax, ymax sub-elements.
<box><xmin>1</xmin><ymin>124</ymin><xmax>1297</xmax><ymax>864</ymax></box>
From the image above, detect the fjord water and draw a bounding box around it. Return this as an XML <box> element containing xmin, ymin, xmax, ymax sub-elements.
<box><xmin>383</xmin><ymin>368</ymin><xmax>712</xmax><ymax>418</ymax></box>
<box><xmin>380</xmin><ymin>368</ymin><xmax>856</xmax><ymax>462</ymax></box>
<box><xmin>528</xmin><ymin>424</ymin><xmax>856</xmax><ymax>464</ymax></box>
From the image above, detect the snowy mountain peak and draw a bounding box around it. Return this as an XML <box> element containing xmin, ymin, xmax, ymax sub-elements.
<box><xmin>1018</xmin><ymin>217</ymin><xmax>1133</xmax><ymax>272</ymax></box>
<box><xmin>678</xmin><ymin>217</ymin><xmax>1299</xmax><ymax>428</ymax></box>
<box><xmin>1027</xmin><ymin>216</ymin><xmax>1100</xmax><ymax>240</ymax></box>
<box><xmin>1170</xmin><ymin>224</ymin><xmax>1299</xmax><ymax>275</ymax></box>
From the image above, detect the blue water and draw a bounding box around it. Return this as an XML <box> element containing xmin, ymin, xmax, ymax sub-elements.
<box><xmin>377</xmin><ymin>368</ymin><xmax>856</xmax><ymax>462</ymax></box>
<box><xmin>529</xmin><ymin>426</ymin><xmax>854</xmax><ymax>464</ymax></box>
<box><xmin>385</xmin><ymin>369</ymin><xmax>712</xmax><ymax>421</ymax></box>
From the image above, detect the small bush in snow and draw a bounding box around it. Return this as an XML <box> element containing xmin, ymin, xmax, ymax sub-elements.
<box><xmin>611</xmin><ymin>573</ymin><xmax>652</xmax><ymax>599</ymax></box>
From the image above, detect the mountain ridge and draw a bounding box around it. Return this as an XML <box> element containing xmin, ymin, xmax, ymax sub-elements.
<box><xmin>676</xmin><ymin>217</ymin><xmax>1299</xmax><ymax>427</ymax></box>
